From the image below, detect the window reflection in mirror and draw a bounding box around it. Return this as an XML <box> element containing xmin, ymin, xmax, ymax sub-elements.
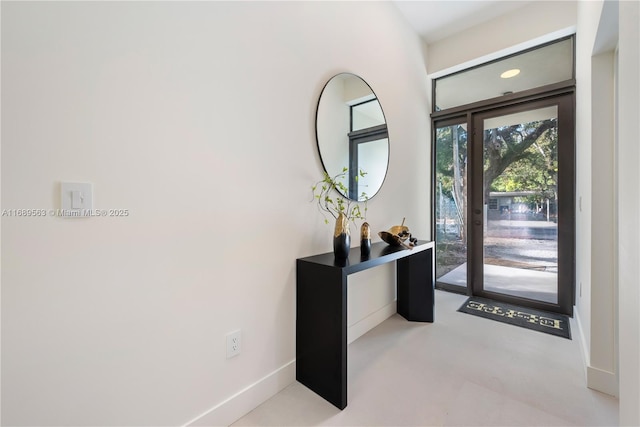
<box><xmin>316</xmin><ymin>73</ymin><xmax>389</xmax><ymax>201</ymax></box>
<box><xmin>352</xmin><ymin>99</ymin><xmax>385</xmax><ymax>130</ymax></box>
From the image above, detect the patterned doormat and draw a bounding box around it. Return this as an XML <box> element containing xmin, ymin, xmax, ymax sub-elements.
<box><xmin>458</xmin><ymin>296</ymin><xmax>571</xmax><ymax>339</ymax></box>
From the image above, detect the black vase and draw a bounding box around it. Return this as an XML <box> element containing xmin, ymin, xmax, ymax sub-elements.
<box><xmin>333</xmin><ymin>213</ymin><xmax>351</xmax><ymax>259</ymax></box>
<box><xmin>360</xmin><ymin>238</ymin><xmax>371</xmax><ymax>257</ymax></box>
<box><xmin>360</xmin><ymin>222</ymin><xmax>371</xmax><ymax>257</ymax></box>
<box><xmin>333</xmin><ymin>233</ymin><xmax>351</xmax><ymax>259</ymax></box>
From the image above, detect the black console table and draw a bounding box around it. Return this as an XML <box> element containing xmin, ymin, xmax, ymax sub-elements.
<box><xmin>296</xmin><ymin>240</ymin><xmax>435</xmax><ymax>409</ymax></box>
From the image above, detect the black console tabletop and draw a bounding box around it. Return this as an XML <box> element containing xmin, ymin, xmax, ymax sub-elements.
<box><xmin>298</xmin><ymin>240</ymin><xmax>433</xmax><ymax>273</ymax></box>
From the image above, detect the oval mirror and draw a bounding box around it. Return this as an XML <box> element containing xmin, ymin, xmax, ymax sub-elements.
<box><xmin>316</xmin><ymin>73</ymin><xmax>389</xmax><ymax>201</ymax></box>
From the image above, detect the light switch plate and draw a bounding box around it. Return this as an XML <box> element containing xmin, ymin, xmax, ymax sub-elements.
<box><xmin>61</xmin><ymin>182</ymin><xmax>93</xmax><ymax>216</ymax></box>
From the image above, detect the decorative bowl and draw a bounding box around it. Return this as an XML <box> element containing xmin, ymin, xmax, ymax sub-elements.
<box><xmin>378</xmin><ymin>218</ymin><xmax>412</xmax><ymax>247</ymax></box>
<box><xmin>378</xmin><ymin>230</ymin><xmax>405</xmax><ymax>246</ymax></box>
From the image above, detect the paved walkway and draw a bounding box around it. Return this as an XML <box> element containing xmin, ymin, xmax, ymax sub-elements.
<box><xmin>438</xmin><ymin>262</ymin><xmax>558</xmax><ymax>304</ymax></box>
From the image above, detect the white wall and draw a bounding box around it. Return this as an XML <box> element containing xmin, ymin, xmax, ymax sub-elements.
<box><xmin>617</xmin><ymin>0</ymin><xmax>640</xmax><ymax>423</ymax></box>
<box><xmin>427</xmin><ymin>1</ymin><xmax>578</xmax><ymax>75</ymax></box>
<box><xmin>574</xmin><ymin>1</ymin><xmax>593</xmax><ymax>369</ymax></box>
<box><xmin>577</xmin><ymin>0</ymin><xmax>619</xmax><ymax>397</ymax></box>
<box><xmin>0</xmin><ymin>2</ymin><xmax>431</xmax><ymax>425</ymax></box>
<box><xmin>588</xmin><ymin>48</ymin><xmax>616</xmax><ymax>392</ymax></box>
<box><xmin>575</xmin><ymin>0</ymin><xmax>605</xmax><ymax>394</ymax></box>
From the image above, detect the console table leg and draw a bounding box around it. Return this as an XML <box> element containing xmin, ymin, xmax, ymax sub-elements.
<box><xmin>296</xmin><ymin>261</ymin><xmax>347</xmax><ymax>409</ymax></box>
<box><xmin>397</xmin><ymin>247</ymin><xmax>434</xmax><ymax>322</ymax></box>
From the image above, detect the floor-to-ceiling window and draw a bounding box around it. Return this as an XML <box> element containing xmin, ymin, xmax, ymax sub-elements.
<box><xmin>432</xmin><ymin>36</ymin><xmax>576</xmax><ymax>315</ymax></box>
<box><xmin>435</xmin><ymin>119</ymin><xmax>468</xmax><ymax>293</ymax></box>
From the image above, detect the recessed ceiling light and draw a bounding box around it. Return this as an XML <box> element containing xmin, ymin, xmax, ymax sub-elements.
<box><xmin>501</xmin><ymin>69</ymin><xmax>521</xmax><ymax>79</ymax></box>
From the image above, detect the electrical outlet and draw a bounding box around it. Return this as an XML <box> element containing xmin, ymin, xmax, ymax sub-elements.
<box><xmin>226</xmin><ymin>330</ymin><xmax>241</xmax><ymax>358</ymax></box>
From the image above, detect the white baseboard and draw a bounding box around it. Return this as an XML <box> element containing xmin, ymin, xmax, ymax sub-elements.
<box><xmin>573</xmin><ymin>309</ymin><xmax>590</xmax><ymax>379</ymax></box>
<box><xmin>183</xmin><ymin>303</ymin><xmax>396</xmax><ymax>426</ymax></box>
<box><xmin>348</xmin><ymin>300</ymin><xmax>397</xmax><ymax>344</ymax></box>
<box><xmin>587</xmin><ymin>365</ymin><xmax>618</xmax><ymax>397</ymax></box>
<box><xmin>183</xmin><ymin>359</ymin><xmax>295</xmax><ymax>427</ymax></box>
<box><xmin>574</xmin><ymin>308</ymin><xmax>618</xmax><ymax>397</ymax></box>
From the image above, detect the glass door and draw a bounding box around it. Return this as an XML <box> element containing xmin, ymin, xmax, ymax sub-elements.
<box><xmin>471</xmin><ymin>95</ymin><xmax>574</xmax><ymax>314</ymax></box>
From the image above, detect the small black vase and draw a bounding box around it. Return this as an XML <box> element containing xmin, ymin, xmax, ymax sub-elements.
<box><xmin>360</xmin><ymin>238</ymin><xmax>371</xmax><ymax>257</ymax></box>
<box><xmin>360</xmin><ymin>222</ymin><xmax>371</xmax><ymax>257</ymax></box>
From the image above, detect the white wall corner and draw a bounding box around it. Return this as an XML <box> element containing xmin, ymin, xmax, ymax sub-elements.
<box><xmin>576</xmin><ymin>303</ymin><xmax>618</xmax><ymax>397</ymax></box>
<box><xmin>574</xmin><ymin>310</ymin><xmax>590</xmax><ymax>379</ymax></box>
<box><xmin>184</xmin><ymin>360</ymin><xmax>295</xmax><ymax>427</ymax></box>
<box><xmin>348</xmin><ymin>300</ymin><xmax>397</xmax><ymax>344</ymax></box>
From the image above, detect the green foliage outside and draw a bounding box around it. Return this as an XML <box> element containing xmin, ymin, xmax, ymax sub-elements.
<box><xmin>483</xmin><ymin>119</ymin><xmax>557</xmax><ymax>197</ymax></box>
<box><xmin>489</xmin><ymin>121</ymin><xmax>558</xmax><ymax>204</ymax></box>
<box><xmin>435</xmin><ymin>118</ymin><xmax>557</xmax><ymax>243</ymax></box>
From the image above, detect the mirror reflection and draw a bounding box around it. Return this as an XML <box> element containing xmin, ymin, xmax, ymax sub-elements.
<box><xmin>316</xmin><ymin>73</ymin><xmax>389</xmax><ymax>201</ymax></box>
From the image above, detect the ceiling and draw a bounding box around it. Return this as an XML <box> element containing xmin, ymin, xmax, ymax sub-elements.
<box><xmin>392</xmin><ymin>0</ymin><xmax>534</xmax><ymax>44</ymax></box>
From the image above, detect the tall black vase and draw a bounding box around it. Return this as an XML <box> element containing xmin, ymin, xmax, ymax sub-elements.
<box><xmin>333</xmin><ymin>233</ymin><xmax>351</xmax><ymax>259</ymax></box>
<box><xmin>333</xmin><ymin>213</ymin><xmax>351</xmax><ymax>259</ymax></box>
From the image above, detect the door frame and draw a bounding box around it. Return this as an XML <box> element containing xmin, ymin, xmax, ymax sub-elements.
<box><xmin>432</xmin><ymin>82</ymin><xmax>576</xmax><ymax>315</ymax></box>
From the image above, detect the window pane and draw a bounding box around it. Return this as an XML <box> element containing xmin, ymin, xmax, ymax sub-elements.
<box><xmin>436</xmin><ymin>122</ymin><xmax>468</xmax><ymax>288</ymax></box>
<box><xmin>356</xmin><ymin>138</ymin><xmax>388</xmax><ymax>199</ymax></box>
<box><xmin>352</xmin><ymin>99</ymin><xmax>385</xmax><ymax>131</ymax></box>
<box><xmin>435</xmin><ymin>37</ymin><xmax>574</xmax><ymax>111</ymax></box>
<box><xmin>482</xmin><ymin>106</ymin><xmax>559</xmax><ymax>304</ymax></box>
